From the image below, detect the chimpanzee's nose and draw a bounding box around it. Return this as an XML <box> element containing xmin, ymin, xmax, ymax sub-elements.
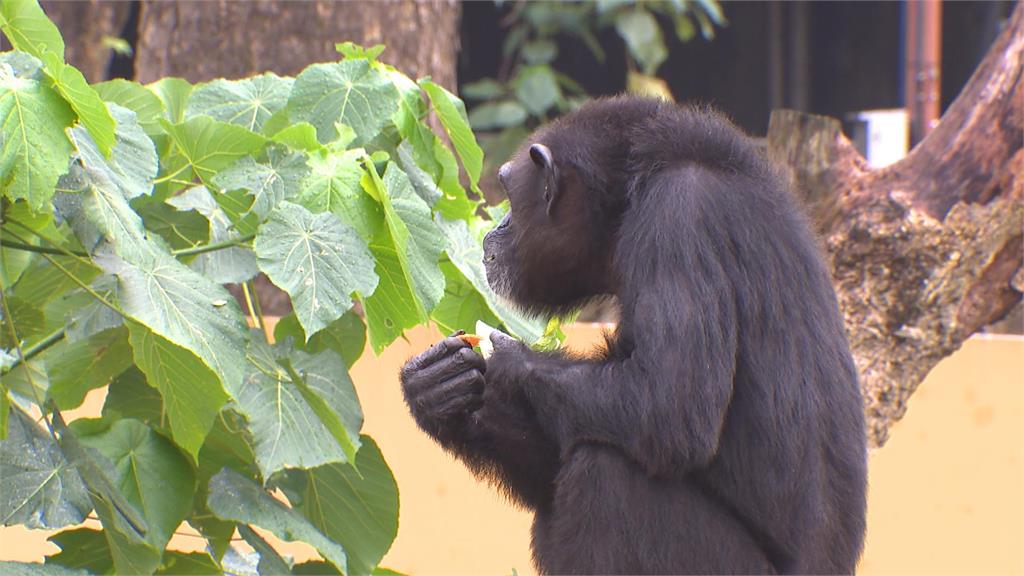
<box><xmin>498</xmin><ymin>162</ymin><xmax>512</xmax><ymax>189</ymax></box>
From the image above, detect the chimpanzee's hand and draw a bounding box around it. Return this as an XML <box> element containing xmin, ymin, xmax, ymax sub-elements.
<box><xmin>484</xmin><ymin>330</ymin><xmax>534</xmax><ymax>393</ymax></box>
<box><xmin>400</xmin><ymin>333</ymin><xmax>486</xmax><ymax>441</ymax></box>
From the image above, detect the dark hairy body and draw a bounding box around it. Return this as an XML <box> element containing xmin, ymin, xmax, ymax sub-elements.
<box><xmin>401</xmin><ymin>96</ymin><xmax>867</xmax><ymax>574</ymax></box>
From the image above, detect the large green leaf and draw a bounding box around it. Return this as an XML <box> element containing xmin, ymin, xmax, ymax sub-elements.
<box><xmin>255</xmin><ymin>201</ymin><xmax>378</xmax><ymax>340</ymax></box>
<box><xmin>68</xmin><ymin>103</ymin><xmax>158</xmax><ymax>200</ymax></box>
<box><xmin>514</xmin><ymin>65</ymin><xmax>561</xmax><ymax>117</ymax></box>
<box><xmin>290</xmin><ymin>148</ymin><xmax>381</xmax><ymax>240</ymax></box>
<box><xmin>40</xmin><ymin>52</ymin><xmax>115</xmax><ymax>157</ymax></box>
<box><xmin>155</xmin><ymin>552</ymin><xmax>221</xmax><ymax>575</ymax></box>
<box><xmin>435</xmin><ymin>216</ymin><xmax>545</xmax><ymax>343</ymax></box>
<box><xmin>127</xmin><ymin>324</ymin><xmax>230</xmax><ymax>464</ymax></box>
<box><xmin>0</xmin><ymin>0</ymin><xmax>64</xmax><ymax>60</ymax></box>
<box><xmin>98</xmin><ymin>248</ymin><xmax>250</xmax><ymax>399</ymax></box>
<box><xmin>47</xmin><ymin>528</ymin><xmax>113</xmax><ymax>574</ymax></box>
<box><xmin>430</xmin><ymin>261</ymin><xmax>500</xmax><ymax>337</ymax></box>
<box><xmin>615</xmin><ymin>9</ymin><xmax>668</xmax><ymax>74</ymax></box>
<box><xmin>186</xmin><ymin>73</ymin><xmax>293</xmax><ymax>133</ymax></box>
<box><xmin>74</xmin><ymin>418</ymin><xmax>196</xmax><ymax>574</ymax></box>
<box><xmin>161</xmin><ymin>115</ymin><xmax>266</xmax><ymax>185</ymax></box>
<box><xmin>418</xmin><ymin>79</ymin><xmax>483</xmax><ymax>194</ymax></box>
<box><xmin>238</xmin><ymin>525</ymin><xmax>292</xmax><ymax>576</ymax></box>
<box><xmin>383</xmin><ymin>163</ymin><xmax>445</xmax><ymax>312</ymax></box>
<box><xmin>234</xmin><ymin>334</ymin><xmax>362</xmax><ymax>478</ymax></box>
<box><xmin>273</xmin><ymin>310</ymin><xmax>366</xmax><ymax>369</ymax></box>
<box><xmin>207</xmin><ymin>468</ymin><xmax>348</xmax><ymax>573</ymax></box>
<box><xmin>0</xmin><ymin>407</ymin><xmax>91</xmax><ymax>529</ymax></box>
<box><xmin>47</xmin><ymin>326</ymin><xmax>132</xmax><ymax>410</ymax></box>
<box><xmin>147</xmin><ymin>77</ymin><xmax>192</xmax><ymax>124</ymax></box>
<box><xmin>285</xmin><ymin>437</ymin><xmax>398</xmax><ymax>576</ymax></box>
<box><xmin>166</xmin><ymin>185</ymin><xmax>258</xmax><ymax>284</ymax></box>
<box><xmin>289</xmin><ymin>59</ymin><xmax>399</xmax><ymax>146</ymax></box>
<box><xmin>0</xmin><ymin>61</ymin><xmax>75</xmax><ymax>213</ymax></box>
<box><xmin>212</xmin><ymin>146</ymin><xmax>309</xmax><ymax>218</ymax></box>
<box><xmin>94</xmin><ymin>78</ymin><xmax>165</xmax><ymax>136</ymax></box>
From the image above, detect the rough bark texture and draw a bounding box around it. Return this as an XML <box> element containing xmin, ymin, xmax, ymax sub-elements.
<box><xmin>134</xmin><ymin>0</ymin><xmax>460</xmax><ymax>90</ymax></box>
<box><xmin>39</xmin><ymin>1</ymin><xmax>132</xmax><ymax>82</ymax></box>
<box><xmin>767</xmin><ymin>4</ymin><xmax>1023</xmax><ymax>447</ymax></box>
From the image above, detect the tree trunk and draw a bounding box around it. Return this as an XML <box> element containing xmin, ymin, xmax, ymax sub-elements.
<box><xmin>38</xmin><ymin>1</ymin><xmax>132</xmax><ymax>82</ymax></box>
<box><xmin>133</xmin><ymin>0</ymin><xmax>460</xmax><ymax>90</ymax></box>
<box><xmin>767</xmin><ymin>3</ymin><xmax>1023</xmax><ymax>447</ymax></box>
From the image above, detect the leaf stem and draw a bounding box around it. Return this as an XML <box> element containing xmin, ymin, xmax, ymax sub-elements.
<box><xmin>2</xmin><ymin>228</ymin><xmax>126</xmax><ymax>319</ymax></box>
<box><xmin>0</xmin><ymin>288</ymin><xmax>50</xmax><ymax>424</ymax></box>
<box><xmin>173</xmin><ymin>234</ymin><xmax>256</xmax><ymax>257</ymax></box>
<box><xmin>1</xmin><ymin>328</ymin><xmax>66</xmax><ymax>376</ymax></box>
<box><xmin>241</xmin><ymin>281</ymin><xmax>263</xmax><ymax>332</ymax></box>
<box><xmin>0</xmin><ymin>239</ymin><xmax>89</xmax><ymax>257</ymax></box>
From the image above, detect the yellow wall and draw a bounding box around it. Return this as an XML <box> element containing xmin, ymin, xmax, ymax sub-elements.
<box><xmin>2</xmin><ymin>326</ymin><xmax>1021</xmax><ymax>575</ymax></box>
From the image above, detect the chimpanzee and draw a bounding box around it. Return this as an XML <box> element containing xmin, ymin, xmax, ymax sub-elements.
<box><xmin>400</xmin><ymin>95</ymin><xmax>867</xmax><ymax>575</ymax></box>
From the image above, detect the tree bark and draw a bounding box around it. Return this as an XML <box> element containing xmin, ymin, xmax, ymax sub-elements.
<box><xmin>767</xmin><ymin>3</ymin><xmax>1023</xmax><ymax>447</ymax></box>
<box><xmin>134</xmin><ymin>0</ymin><xmax>460</xmax><ymax>90</ymax></box>
<box><xmin>38</xmin><ymin>1</ymin><xmax>132</xmax><ymax>82</ymax></box>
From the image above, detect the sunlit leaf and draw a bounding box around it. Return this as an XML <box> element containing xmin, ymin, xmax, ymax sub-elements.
<box><xmin>0</xmin><ymin>0</ymin><xmax>65</xmax><ymax>60</ymax></box>
<box><xmin>289</xmin><ymin>59</ymin><xmax>400</xmax><ymax>146</ymax></box>
<box><xmin>186</xmin><ymin>73</ymin><xmax>293</xmax><ymax>133</ymax></box>
<box><xmin>40</xmin><ymin>52</ymin><xmax>116</xmax><ymax>157</ymax></box>
<box><xmin>419</xmin><ymin>79</ymin><xmax>483</xmax><ymax>194</ymax></box>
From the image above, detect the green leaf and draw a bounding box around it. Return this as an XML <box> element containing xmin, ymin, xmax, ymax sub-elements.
<box><xmin>0</xmin><ymin>407</ymin><xmax>91</xmax><ymax>529</ymax></box>
<box><xmin>127</xmin><ymin>324</ymin><xmax>230</xmax><ymax>464</ymax></box>
<box><xmin>419</xmin><ymin>79</ymin><xmax>483</xmax><ymax>194</ymax></box>
<box><xmin>435</xmin><ymin>216</ymin><xmax>545</xmax><ymax>343</ymax></box>
<box><xmin>0</xmin><ymin>295</ymin><xmax>44</xmax><ymax>349</ymax></box>
<box><xmin>147</xmin><ymin>77</ymin><xmax>192</xmax><ymax>124</ymax></box>
<box><xmin>68</xmin><ymin>103</ymin><xmax>158</xmax><ymax>200</ymax></box>
<box><xmin>40</xmin><ymin>52</ymin><xmax>116</xmax><ymax>157</ymax></box>
<box><xmin>460</xmin><ymin>78</ymin><xmax>504</xmax><ymax>101</ymax></box>
<box><xmin>47</xmin><ymin>326</ymin><xmax>132</xmax><ymax>410</ymax></box>
<box><xmin>514</xmin><ymin>65</ymin><xmax>561</xmax><ymax>117</ymax></box>
<box><xmin>468</xmin><ymin>100</ymin><xmax>528</xmax><ymax>131</ymax></box>
<box><xmin>161</xmin><ymin>115</ymin><xmax>266</xmax><ymax>185</ymax></box>
<box><xmin>521</xmin><ymin>39</ymin><xmax>558</xmax><ymax>64</ymax></box>
<box><xmin>361</xmin><ymin>162</ymin><xmax>446</xmax><ymax>353</ymax></box>
<box><xmin>156</xmin><ymin>552</ymin><xmax>221</xmax><ymax>575</ymax></box>
<box><xmin>166</xmin><ymin>185</ymin><xmax>258</xmax><ymax>284</ymax></box>
<box><xmin>271</xmin><ymin>121</ymin><xmax>323</xmax><ymax>152</ymax></box>
<box><xmin>0</xmin><ymin>0</ymin><xmax>65</xmax><ymax>60</ymax></box>
<box><xmin>235</xmin><ymin>334</ymin><xmax>362</xmax><ymax>477</ymax></box>
<box><xmin>615</xmin><ymin>9</ymin><xmax>668</xmax><ymax>74</ymax></box>
<box><xmin>207</xmin><ymin>468</ymin><xmax>348</xmax><ymax>573</ymax></box>
<box><xmin>47</xmin><ymin>528</ymin><xmax>113</xmax><ymax>574</ymax></box>
<box><xmin>186</xmin><ymin>73</ymin><xmax>293</xmax><ymax>133</ymax></box>
<box><xmin>101</xmin><ymin>367</ymin><xmax>163</xmax><ymax>425</ymax></box>
<box><xmin>212</xmin><ymin>146</ymin><xmax>309</xmax><ymax>218</ymax></box>
<box><xmin>285</xmin><ymin>437</ymin><xmax>398</xmax><ymax>576</ymax></box>
<box><xmin>94</xmin><ymin>79</ymin><xmax>165</xmax><ymax>136</ymax></box>
<box><xmin>0</xmin><ymin>64</ymin><xmax>75</xmax><ymax>213</ymax></box>
<box><xmin>335</xmin><ymin>41</ymin><xmax>386</xmax><ymax>61</ymax></box>
<box><xmin>98</xmin><ymin>248</ymin><xmax>250</xmax><ymax>399</ymax></box>
<box><xmin>274</xmin><ymin>310</ymin><xmax>366</xmax><ymax>369</ymax></box>
<box><xmin>255</xmin><ymin>201</ymin><xmax>378</xmax><ymax>340</ymax></box>
<box><xmin>290</xmin><ymin>149</ymin><xmax>381</xmax><ymax>240</ymax></box>
<box><xmin>430</xmin><ymin>261</ymin><xmax>500</xmax><ymax>337</ymax></box>
<box><xmin>289</xmin><ymin>59</ymin><xmax>400</xmax><ymax>146</ymax></box>
<box><xmin>75</xmin><ymin>418</ymin><xmax>196</xmax><ymax>574</ymax></box>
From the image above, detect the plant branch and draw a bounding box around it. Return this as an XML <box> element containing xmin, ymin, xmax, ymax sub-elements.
<box><xmin>173</xmin><ymin>234</ymin><xmax>256</xmax><ymax>257</ymax></box>
<box><xmin>0</xmin><ymin>239</ymin><xmax>89</xmax><ymax>258</ymax></box>
<box><xmin>1</xmin><ymin>328</ymin><xmax>66</xmax><ymax>376</ymax></box>
<box><xmin>0</xmin><ymin>289</ymin><xmax>50</xmax><ymax>423</ymax></box>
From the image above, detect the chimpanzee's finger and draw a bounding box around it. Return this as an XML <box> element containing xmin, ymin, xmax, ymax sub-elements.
<box><xmin>417</xmin><ymin>369</ymin><xmax>485</xmax><ymax>416</ymax></box>
<box><xmin>403</xmin><ymin>336</ymin><xmax>469</xmax><ymax>375</ymax></box>
<box><xmin>404</xmin><ymin>346</ymin><xmax>486</xmax><ymax>395</ymax></box>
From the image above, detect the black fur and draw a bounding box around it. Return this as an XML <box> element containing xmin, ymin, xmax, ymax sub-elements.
<box><xmin>401</xmin><ymin>96</ymin><xmax>867</xmax><ymax>574</ymax></box>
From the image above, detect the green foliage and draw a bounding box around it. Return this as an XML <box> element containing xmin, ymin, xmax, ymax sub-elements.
<box><xmin>465</xmin><ymin>0</ymin><xmax>725</xmax><ymax>175</ymax></box>
<box><xmin>0</xmin><ymin>2</ymin><xmax>550</xmax><ymax>574</ymax></box>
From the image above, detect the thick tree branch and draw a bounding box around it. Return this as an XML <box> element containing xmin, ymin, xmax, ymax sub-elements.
<box><xmin>767</xmin><ymin>3</ymin><xmax>1023</xmax><ymax>447</ymax></box>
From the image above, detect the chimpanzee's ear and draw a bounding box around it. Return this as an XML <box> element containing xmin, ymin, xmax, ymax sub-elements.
<box><xmin>530</xmin><ymin>143</ymin><xmax>559</xmax><ymax>217</ymax></box>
